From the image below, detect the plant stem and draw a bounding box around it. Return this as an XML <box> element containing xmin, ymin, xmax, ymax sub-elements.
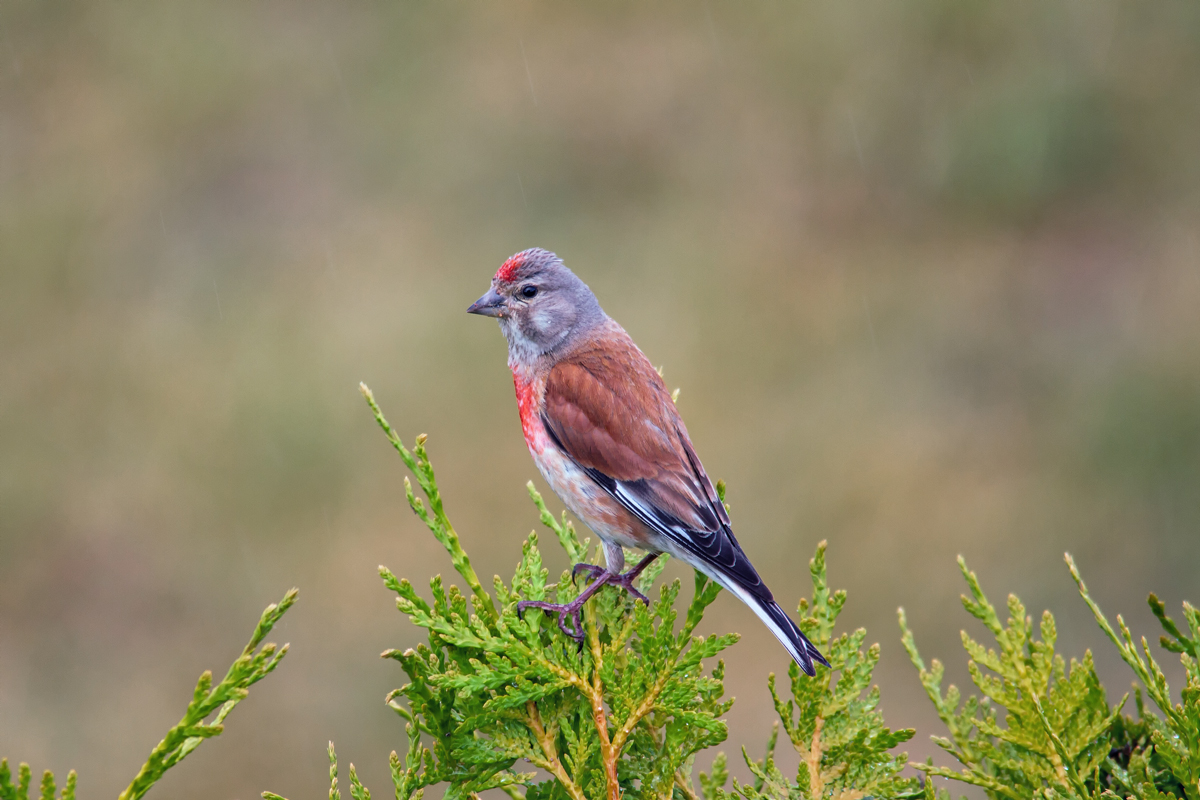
<box><xmin>525</xmin><ymin>702</ymin><xmax>586</xmax><ymax>800</ymax></box>
<box><xmin>587</xmin><ymin>617</ymin><xmax>620</xmax><ymax>800</ymax></box>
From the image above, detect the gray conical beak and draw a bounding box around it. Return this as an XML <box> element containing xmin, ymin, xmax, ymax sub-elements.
<box><xmin>467</xmin><ymin>287</ymin><xmax>507</xmax><ymax>318</ymax></box>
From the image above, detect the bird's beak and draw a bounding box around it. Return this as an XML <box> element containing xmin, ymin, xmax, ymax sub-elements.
<box><xmin>467</xmin><ymin>287</ymin><xmax>508</xmax><ymax>318</ymax></box>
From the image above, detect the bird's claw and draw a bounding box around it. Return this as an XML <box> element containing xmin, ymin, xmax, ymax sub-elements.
<box><xmin>570</xmin><ymin>563</ymin><xmax>649</xmax><ymax>604</ymax></box>
<box><xmin>552</xmin><ymin>606</ymin><xmax>584</xmax><ymax>642</ymax></box>
<box><xmin>571</xmin><ymin>562</ymin><xmax>605</xmax><ymax>584</ymax></box>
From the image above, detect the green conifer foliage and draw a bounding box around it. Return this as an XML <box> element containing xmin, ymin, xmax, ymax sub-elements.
<box><xmin>700</xmin><ymin>543</ymin><xmax>919</xmax><ymax>800</ymax></box>
<box><xmin>899</xmin><ymin>558</ymin><xmax>1123</xmax><ymax>800</ymax></box>
<box><xmin>39</xmin><ymin>384</ymin><xmax>1196</xmax><ymax>799</ymax></box>
<box><xmin>119</xmin><ymin>589</ymin><xmax>297</xmax><ymax>800</ymax></box>
<box><xmin>0</xmin><ymin>761</ymin><xmax>74</xmax><ymax>800</ymax></box>
<box><xmin>1068</xmin><ymin>555</ymin><xmax>1200</xmax><ymax>800</ymax></box>
<box><xmin>3</xmin><ymin>590</ymin><xmax>295</xmax><ymax>800</ymax></box>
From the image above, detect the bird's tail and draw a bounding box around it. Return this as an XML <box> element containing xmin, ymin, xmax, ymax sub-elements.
<box><xmin>758</xmin><ymin>597</ymin><xmax>830</xmax><ymax>676</ymax></box>
<box><xmin>719</xmin><ymin>577</ymin><xmax>829</xmax><ymax>676</ymax></box>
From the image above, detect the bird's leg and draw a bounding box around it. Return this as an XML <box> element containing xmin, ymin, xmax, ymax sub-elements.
<box><xmin>604</xmin><ymin>552</ymin><xmax>659</xmax><ymax>606</ymax></box>
<box><xmin>569</xmin><ymin>538</ymin><xmax>621</xmax><ymax>589</ymax></box>
<box><xmin>517</xmin><ymin>554</ymin><xmax>661</xmax><ymax>642</ymax></box>
<box><xmin>517</xmin><ymin>570</ymin><xmax>612</xmax><ymax>642</ymax></box>
<box><xmin>568</xmin><ymin>550</ymin><xmax>660</xmax><ymax>601</ymax></box>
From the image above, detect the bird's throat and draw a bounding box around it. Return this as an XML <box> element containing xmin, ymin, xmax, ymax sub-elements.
<box><xmin>499</xmin><ymin>317</ymin><xmax>543</xmax><ymax>371</ymax></box>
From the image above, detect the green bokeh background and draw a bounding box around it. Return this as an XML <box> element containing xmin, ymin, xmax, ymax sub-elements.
<box><xmin>2</xmin><ymin>2</ymin><xmax>1198</xmax><ymax>797</ymax></box>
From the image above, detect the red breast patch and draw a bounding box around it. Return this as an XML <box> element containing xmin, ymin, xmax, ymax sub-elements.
<box><xmin>512</xmin><ymin>372</ymin><xmax>546</xmax><ymax>453</ymax></box>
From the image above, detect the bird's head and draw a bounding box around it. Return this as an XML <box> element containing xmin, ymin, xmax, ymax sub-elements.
<box><xmin>468</xmin><ymin>248</ymin><xmax>604</xmax><ymax>365</ymax></box>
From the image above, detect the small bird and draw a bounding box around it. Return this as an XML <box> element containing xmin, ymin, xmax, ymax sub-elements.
<box><xmin>468</xmin><ymin>248</ymin><xmax>828</xmax><ymax>675</ymax></box>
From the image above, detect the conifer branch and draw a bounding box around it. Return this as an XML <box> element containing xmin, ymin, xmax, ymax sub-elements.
<box><xmin>1067</xmin><ymin>552</ymin><xmax>1200</xmax><ymax>800</ymax></box>
<box><xmin>119</xmin><ymin>588</ymin><xmax>297</xmax><ymax>800</ymax></box>
<box><xmin>525</xmin><ymin>702</ymin><xmax>586</xmax><ymax>800</ymax></box>
<box><xmin>360</xmin><ymin>382</ymin><xmax>497</xmax><ymax>623</ymax></box>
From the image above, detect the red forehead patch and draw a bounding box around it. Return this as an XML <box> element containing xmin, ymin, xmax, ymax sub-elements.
<box><xmin>494</xmin><ymin>252</ymin><xmax>524</xmax><ymax>283</ymax></box>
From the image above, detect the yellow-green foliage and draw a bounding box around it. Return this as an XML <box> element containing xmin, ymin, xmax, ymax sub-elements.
<box><xmin>900</xmin><ymin>559</ymin><xmax>1122</xmax><ymax>800</ymax></box>
<box><xmin>701</xmin><ymin>543</ymin><xmax>919</xmax><ymax>800</ymax></box>
<box><xmin>1069</xmin><ymin>557</ymin><xmax>1200</xmax><ymax>800</ymax></box>
<box><xmin>2</xmin><ymin>591</ymin><xmax>295</xmax><ymax>800</ymax></box>
<box><xmin>899</xmin><ymin>555</ymin><xmax>1200</xmax><ymax>800</ymax></box>
<box><xmin>0</xmin><ymin>760</ymin><xmax>75</xmax><ymax>800</ymax></box>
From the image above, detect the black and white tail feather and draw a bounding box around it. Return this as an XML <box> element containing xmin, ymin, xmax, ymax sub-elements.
<box><xmin>690</xmin><ymin>557</ymin><xmax>829</xmax><ymax>676</ymax></box>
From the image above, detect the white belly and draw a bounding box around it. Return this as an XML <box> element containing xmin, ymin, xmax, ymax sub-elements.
<box><xmin>529</xmin><ymin>443</ymin><xmax>645</xmax><ymax>551</ymax></box>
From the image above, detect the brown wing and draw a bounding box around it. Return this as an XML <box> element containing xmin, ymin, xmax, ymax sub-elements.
<box><xmin>540</xmin><ymin>330</ymin><xmax>772</xmax><ymax>601</ymax></box>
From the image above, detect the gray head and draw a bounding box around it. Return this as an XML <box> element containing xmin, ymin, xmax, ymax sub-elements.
<box><xmin>467</xmin><ymin>248</ymin><xmax>606</xmax><ymax>364</ymax></box>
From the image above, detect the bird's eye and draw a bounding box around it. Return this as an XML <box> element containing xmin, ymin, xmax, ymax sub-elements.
<box><xmin>520</xmin><ymin>285</ymin><xmax>538</xmax><ymax>299</ymax></box>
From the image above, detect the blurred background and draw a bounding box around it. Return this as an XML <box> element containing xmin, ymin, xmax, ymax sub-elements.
<box><xmin>2</xmin><ymin>1</ymin><xmax>1198</xmax><ymax>797</ymax></box>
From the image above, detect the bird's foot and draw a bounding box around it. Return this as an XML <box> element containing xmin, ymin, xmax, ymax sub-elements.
<box><xmin>516</xmin><ymin>598</ymin><xmax>586</xmax><ymax>642</ymax></box>
<box><xmin>517</xmin><ymin>558</ymin><xmax>657</xmax><ymax>642</ymax></box>
<box><xmin>602</xmin><ymin>568</ymin><xmax>651</xmax><ymax>606</ymax></box>
<box><xmin>570</xmin><ymin>562</ymin><xmax>651</xmax><ymax>605</ymax></box>
<box><xmin>572</xmin><ymin>554</ymin><xmax>658</xmax><ymax>605</ymax></box>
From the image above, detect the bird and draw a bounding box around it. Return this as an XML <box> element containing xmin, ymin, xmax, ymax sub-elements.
<box><xmin>467</xmin><ymin>247</ymin><xmax>829</xmax><ymax>676</ymax></box>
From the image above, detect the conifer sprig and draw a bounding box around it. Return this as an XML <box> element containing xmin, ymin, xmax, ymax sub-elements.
<box><xmin>360</xmin><ymin>382</ymin><xmax>496</xmax><ymax>623</ymax></box>
<box><xmin>119</xmin><ymin>588</ymin><xmax>297</xmax><ymax>800</ymax></box>
<box><xmin>0</xmin><ymin>761</ymin><xmax>75</xmax><ymax>800</ymax></box>
<box><xmin>1067</xmin><ymin>554</ymin><xmax>1200</xmax><ymax>800</ymax></box>
<box><xmin>4</xmin><ymin>590</ymin><xmax>295</xmax><ymax>800</ymax></box>
<box><xmin>899</xmin><ymin>557</ymin><xmax>1122</xmax><ymax>800</ymax></box>
<box><xmin>700</xmin><ymin>541</ymin><xmax>919</xmax><ymax>800</ymax></box>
